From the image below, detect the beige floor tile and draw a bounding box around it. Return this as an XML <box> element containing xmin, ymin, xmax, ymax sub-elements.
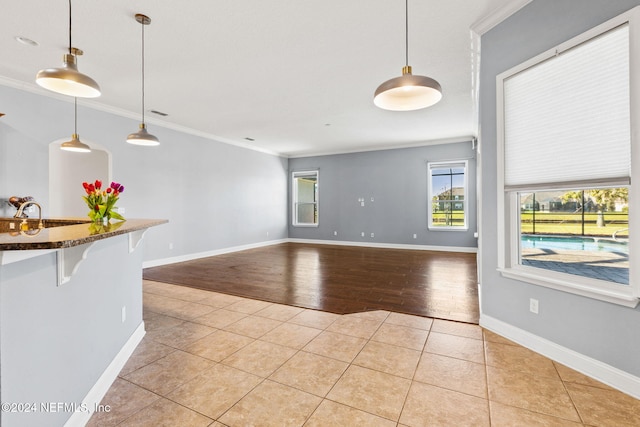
<box><xmin>565</xmin><ymin>382</ymin><xmax>640</xmax><ymax>427</ymax></box>
<box><xmin>197</xmin><ymin>291</ymin><xmax>245</xmax><ymax>308</ymax></box>
<box><xmin>486</xmin><ymin>366</ymin><xmax>581</xmax><ymax>422</ymax></box>
<box><xmin>142</xmin><ymin>312</ymin><xmax>185</xmax><ymax>333</ymax></box>
<box><xmin>432</xmin><ymin>318</ymin><xmax>483</xmax><ymax>340</ymax></box>
<box><xmin>304</xmin><ymin>400</ymin><xmax>396</xmax><ymax>427</ymax></box>
<box><xmin>326</xmin><ymin>316</ymin><xmax>383</xmax><ymax>339</ymax></box>
<box><xmin>485</xmin><ymin>340</ymin><xmax>559</xmax><ymax>379</ymax></box>
<box><xmin>222</xmin><ymin>339</ymin><xmax>297</xmax><ymax>377</ymax></box>
<box><xmin>399</xmin><ymin>382</ymin><xmax>490</xmax><ymax>427</ymax></box>
<box><xmin>117</xmin><ymin>397</ymin><xmax>212</xmax><ymax>427</ymax></box>
<box><xmin>490</xmin><ymin>401</ymin><xmax>583</xmax><ymax>427</ymax></box>
<box><xmin>483</xmin><ymin>329</ymin><xmax>518</xmax><ymax>346</ymax></box>
<box><xmin>384</xmin><ymin>312</ymin><xmax>434</xmax><ymax>330</ymax></box>
<box><xmin>223</xmin><ymin>315</ymin><xmax>283</xmax><ymax>338</ymax></box>
<box><xmin>260</xmin><ymin>322</ymin><xmax>322</xmax><ymax>349</ymax></box>
<box><xmin>167</xmin><ymin>364</ymin><xmax>262</xmax><ymax>419</ymax></box>
<box><xmin>327</xmin><ymin>365</ymin><xmax>411</xmax><ymax>421</ymax></box>
<box><xmin>288</xmin><ymin>309</ymin><xmax>340</xmax><ymax>329</ymax></box>
<box><xmin>553</xmin><ymin>362</ymin><xmax>615</xmax><ymax>390</ymax></box>
<box><xmin>303</xmin><ymin>330</ymin><xmax>368</xmax><ymax>362</ymax></box>
<box><xmin>348</xmin><ymin>310</ymin><xmax>390</xmax><ymax>321</ymax></box>
<box><xmin>123</xmin><ymin>350</ymin><xmax>215</xmax><ymax>396</ymax></box>
<box><xmin>155</xmin><ymin>300</ymin><xmax>217</xmax><ymax>321</ymax></box>
<box><xmin>219</xmin><ymin>380</ymin><xmax>322</xmax><ymax>427</ymax></box>
<box><xmin>371</xmin><ymin>323</ymin><xmax>428</xmax><ymax>351</ymax></box>
<box><xmin>269</xmin><ymin>351</ymin><xmax>348</xmax><ymax>397</ymax></box>
<box><xmin>119</xmin><ymin>338</ymin><xmax>176</xmax><ymax>376</ymax></box>
<box><xmin>424</xmin><ymin>331</ymin><xmax>485</xmax><ymax>364</ymax></box>
<box><xmin>143</xmin><ymin>293</ymin><xmax>190</xmax><ymax>315</ymax></box>
<box><xmin>225</xmin><ymin>298</ymin><xmax>274</xmax><ymax>314</ymax></box>
<box><xmin>353</xmin><ymin>340</ymin><xmax>421</xmax><ymax>379</ymax></box>
<box><xmin>254</xmin><ymin>303</ymin><xmax>305</xmax><ymax>321</ymax></box>
<box><xmin>146</xmin><ymin>321</ymin><xmax>216</xmax><ymax>349</ymax></box>
<box><xmin>86</xmin><ymin>378</ymin><xmax>159</xmax><ymax>427</ymax></box>
<box><xmin>184</xmin><ymin>330</ymin><xmax>254</xmax><ymax>362</ymax></box>
<box><xmin>414</xmin><ymin>352</ymin><xmax>487</xmax><ymax>398</ymax></box>
<box><xmin>192</xmin><ymin>308</ymin><xmax>248</xmax><ymax>329</ymax></box>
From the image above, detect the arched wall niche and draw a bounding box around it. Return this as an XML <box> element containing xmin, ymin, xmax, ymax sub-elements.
<box><xmin>48</xmin><ymin>139</ymin><xmax>112</xmax><ymax>218</ymax></box>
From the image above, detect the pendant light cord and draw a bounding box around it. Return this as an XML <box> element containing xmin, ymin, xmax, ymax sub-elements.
<box><xmin>74</xmin><ymin>97</ymin><xmax>77</xmax><ymax>134</ymax></box>
<box><xmin>405</xmin><ymin>0</ymin><xmax>409</xmax><ymax>67</ymax></box>
<box><xmin>68</xmin><ymin>0</ymin><xmax>72</xmax><ymax>54</ymax></box>
<box><xmin>141</xmin><ymin>19</ymin><xmax>146</xmax><ymax>125</ymax></box>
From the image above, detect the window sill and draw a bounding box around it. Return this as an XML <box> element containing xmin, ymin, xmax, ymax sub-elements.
<box><xmin>498</xmin><ymin>266</ymin><xmax>638</xmax><ymax>308</ymax></box>
<box><xmin>428</xmin><ymin>227</ymin><xmax>469</xmax><ymax>232</ymax></box>
<box><xmin>292</xmin><ymin>224</ymin><xmax>319</xmax><ymax>228</ymax></box>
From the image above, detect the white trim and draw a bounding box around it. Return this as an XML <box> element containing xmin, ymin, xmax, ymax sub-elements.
<box><xmin>63</xmin><ymin>322</ymin><xmax>146</xmax><ymax>427</ymax></box>
<box><xmin>427</xmin><ymin>159</ymin><xmax>469</xmax><ymax>231</ymax></box>
<box><xmin>470</xmin><ymin>0</ymin><xmax>533</xmax><ymax>36</ymax></box>
<box><xmin>286</xmin><ymin>238</ymin><xmax>478</xmax><ymax>253</ymax></box>
<box><xmin>292</xmin><ymin>170</ymin><xmax>319</xmax><ymax>227</ymax></box>
<box><xmin>143</xmin><ymin>238</ymin><xmax>477</xmax><ymax>268</ymax></box>
<box><xmin>143</xmin><ymin>239</ymin><xmax>289</xmax><ymax>268</ymax></box>
<box><xmin>0</xmin><ymin>76</ymin><xmax>283</xmax><ymax>158</ymax></box>
<box><xmin>480</xmin><ymin>314</ymin><xmax>640</xmax><ymax>399</ymax></box>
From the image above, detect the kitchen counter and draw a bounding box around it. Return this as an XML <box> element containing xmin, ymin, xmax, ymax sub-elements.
<box><xmin>0</xmin><ymin>218</ymin><xmax>167</xmax><ymax>250</ymax></box>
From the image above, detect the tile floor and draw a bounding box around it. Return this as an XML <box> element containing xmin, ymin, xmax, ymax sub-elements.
<box><xmin>88</xmin><ymin>280</ymin><xmax>640</xmax><ymax>426</ymax></box>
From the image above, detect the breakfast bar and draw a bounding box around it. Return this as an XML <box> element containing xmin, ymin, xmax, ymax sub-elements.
<box><xmin>0</xmin><ymin>218</ymin><xmax>167</xmax><ymax>427</ymax></box>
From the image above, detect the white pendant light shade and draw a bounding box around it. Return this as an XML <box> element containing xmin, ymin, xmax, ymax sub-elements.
<box><xmin>36</xmin><ymin>1</ymin><xmax>100</xmax><ymax>98</ymax></box>
<box><xmin>374</xmin><ymin>66</ymin><xmax>442</xmax><ymax>111</ymax></box>
<box><xmin>127</xmin><ymin>13</ymin><xmax>159</xmax><ymax>146</ymax></box>
<box><xmin>127</xmin><ymin>123</ymin><xmax>159</xmax><ymax>146</ymax></box>
<box><xmin>60</xmin><ymin>133</ymin><xmax>91</xmax><ymax>152</ymax></box>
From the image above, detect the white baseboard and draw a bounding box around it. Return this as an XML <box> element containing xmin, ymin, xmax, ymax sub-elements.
<box><xmin>143</xmin><ymin>239</ymin><xmax>288</xmax><ymax>268</ymax></box>
<box><xmin>287</xmin><ymin>238</ymin><xmax>478</xmax><ymax>253</ymax></box>
<box><xmin>480</xmin><ymin>314</ymin><xmax>640</xmax><ymax>399</ymax></box>
<box><xmin>64</xmin><ymin>323</ymin><xmax>146</xmax><ymax>427</ymax></box>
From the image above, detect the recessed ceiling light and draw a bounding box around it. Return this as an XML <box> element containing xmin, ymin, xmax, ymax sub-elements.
<box><xmin>150</xmin><ymin>109</ymin><xmax>168</xmax><ymax>117</ymax></box>
<box><xmin>14</xmin><ymin>36</ymin><xmax>39</xmax><ymax>47</ymax></box>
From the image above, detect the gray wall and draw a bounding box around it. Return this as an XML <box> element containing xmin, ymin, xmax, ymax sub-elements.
<box><xmin>480</xmin><ymin>0</ymin><xmax>640</xmax><ymax>376</ymax></box>
<box><xmin>0</xmin><ymin>84</ymin><xmax>289</xmax><ymax>261</ymax></box>
<box><xmin>288</xmin><ymin>142</ymin><xmax>478</xmax><ymax>249</ymax></box>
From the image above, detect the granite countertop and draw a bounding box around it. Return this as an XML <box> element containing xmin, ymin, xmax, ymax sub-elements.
<box><xmin>0</xmin><ymin>218</ymin><xmax>168</xmax><ymax>250</ymax></box>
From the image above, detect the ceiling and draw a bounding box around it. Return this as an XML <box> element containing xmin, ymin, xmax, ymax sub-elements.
<box><xmin>1</xmin><ymin>0</ymin><xmax>524</xmax><ymax>157</ymax></box>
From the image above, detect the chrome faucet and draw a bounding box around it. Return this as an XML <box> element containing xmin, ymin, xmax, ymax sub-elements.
<box><xmin>15</xmin><ymin>201</ymin><xmax>44</xmax><ymax>229</ymax></box>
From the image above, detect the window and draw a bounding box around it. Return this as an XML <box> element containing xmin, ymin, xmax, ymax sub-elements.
<box><xmin>496</xmin><ymin>8</ymin><xmax>639</xmax><ymax>306</ymax></box>
<box><xmin>428</xmin><ymin>161</ymin><xmax>468</xmax><ymax>230</ymax></box>
<box><xmin>292</xmin><ymin>170</ymin><xmax>318</xmax><ymax>227</ymax></box>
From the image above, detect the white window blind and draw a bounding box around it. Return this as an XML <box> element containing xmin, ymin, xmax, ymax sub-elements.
<box><xmin>503</xmin><ymin>24</ymin><xmax>630</xmax><ymax>190</ymax></box>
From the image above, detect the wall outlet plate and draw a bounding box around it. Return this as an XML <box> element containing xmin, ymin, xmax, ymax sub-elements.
<box><xmin>529</xmin><ymin>298</ymin><xmax>539</xmax><ymax>314</ymax></box>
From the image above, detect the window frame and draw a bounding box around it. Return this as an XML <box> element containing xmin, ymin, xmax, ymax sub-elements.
<box><xmin>291</xmin><ymin>170</ymin><xmax>319</xmax><ymax>228</ymax></box>
<box><xmin>427</xmin><ymin>160</ymin><xmax>469</xmax><ymax>231</ymax></box>
<box><xmin>496</xmin><ymin>7</ymin><xmax>640</xmax><ymax>307</ymax></box>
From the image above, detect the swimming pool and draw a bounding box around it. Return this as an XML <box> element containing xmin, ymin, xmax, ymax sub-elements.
<box><xmin>521</xmin><ymin>235</ymin><xmax>629</xmax><ymax>254</ymax></box>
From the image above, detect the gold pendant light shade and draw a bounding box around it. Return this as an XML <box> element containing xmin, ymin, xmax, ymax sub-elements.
<box><xmin>127</xmin><ymin>123</ymin><xmax>159</xmax><ymax>146</ymax></box>
<box><xmin>127</xmin><ymin>13</ymin><xmax>160</xmax><ymax>146</ymax></box>
<box><xmin>36</xmin><ymin>1</ymin><xmax>101</xmax><ymax>98</ymax></box>
<box><xmin>374</xmin><ymin>1</ymin><xmax>442</xmax><ymax>111</ymax></box>
<box><xmin>374</xmin><ymin>66</ymin><xmax>442</xmax><ymax>111</ymax></box>
<box><xmin>60</xmin><ymin>133</ymin><xmax>91</xmax><ymax>152</ymax></box>
<box><xmin>36</xmin><ymin>54</ymin><xmax>101</xmax><ymax>98</ymax></box>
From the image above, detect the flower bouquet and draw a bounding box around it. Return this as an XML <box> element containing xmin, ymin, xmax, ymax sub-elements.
<box><xmin>82</xmin><ymin>180</ymin><xmax>126</xmax><ymax>223</ymax></box>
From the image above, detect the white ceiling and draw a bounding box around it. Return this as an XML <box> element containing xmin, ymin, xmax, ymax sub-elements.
<box><xmin>1</xmin><ymin>0</ymin><xmax>524</xmax><ymax>157</ymax></box>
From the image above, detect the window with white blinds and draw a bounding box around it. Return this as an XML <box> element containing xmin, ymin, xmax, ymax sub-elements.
<box><xmin>503</xmin><ymin>24</ymin><xmax>630</xmax><ymax>190</ymax></box>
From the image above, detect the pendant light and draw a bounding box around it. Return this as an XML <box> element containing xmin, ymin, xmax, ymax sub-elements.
<box><xmin>60</xmin><ymin>97</ymin><xmax>91</xmax><ymax>153</ymax></box>
<box><xmin>374</xmin><ymin>0</ymin><xmax>442</xmax><ymax>111</ymax></box>
<box><xmin>36</xmin><ymin>0</ymin><xmax>101</xmax><ymax>98</ymax></box>
<box><xmin>127</xmin><ymin>14</ymin><xmax>159</xmax><ymax>146</ymax></box>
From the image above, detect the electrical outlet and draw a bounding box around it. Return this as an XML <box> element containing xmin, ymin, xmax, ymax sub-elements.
<box><xmin>266</xmin><ymin>231</ymin><xmax>269</xmax><ymax>237</ymax></box>
<box><xmin>361</xmin><ymin>232</ymin><xmax>365</xmax><ymax>237</ymax></box>
<box><xmin>121</xmin><ymin>306</ymin><xmax>126</xmax><ymax>323</ymax></box>
<box><xmin>529</xmin><ymin>298</ymin><xmax>539</xmax><ymax>314</ymax></box>
<box><xmin>413</xmin><ymin>233</ymin><xmax>417</xmax><ymax>239</ymax></box>
<box><xmin>169</xmin><ymin>243</ymin><xmax>174</xmax><ymax>250</ymax></box>
<box><xmin>333</xmin><ymin>231</ymin><xmax>337</xmax><ymax>236</ymax></box>
<box><xmin>370</xmin><ymin>197</ymin><xmax>374</xmax><ymax>202</ymax></box>
<box><xmin>370</xmin><ymin>232</ymin><xmax>374</xmax><ymax>238</ymax></box>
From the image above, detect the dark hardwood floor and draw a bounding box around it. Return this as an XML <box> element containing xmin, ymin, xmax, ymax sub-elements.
<box><xmin>143</xmin><ymin>242</ymin><xmax>479</xmax><ymax>323</ymax></box>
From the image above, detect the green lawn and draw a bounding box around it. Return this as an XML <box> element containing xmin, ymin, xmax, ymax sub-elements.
<box><xmin>520</xmin><ymin>212</ymin><xmax>628</xmax><ymax>237</ymax></box>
